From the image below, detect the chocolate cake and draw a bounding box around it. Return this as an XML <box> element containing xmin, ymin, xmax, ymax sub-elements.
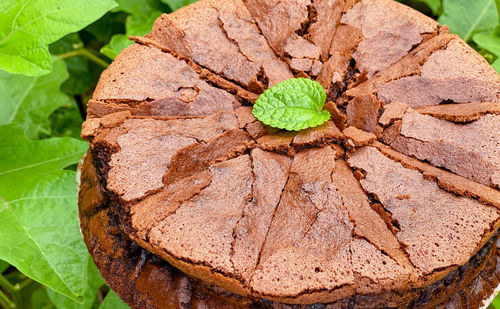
<box><xmin>79</xmin><ymin>0</ymin><xmax>500</xmax><ymax>307</ymax></box>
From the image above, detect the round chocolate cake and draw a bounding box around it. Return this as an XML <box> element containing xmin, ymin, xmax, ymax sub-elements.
<box><xmin>78</xmin><ymin>0</ymin><xmax>500</xmax><ymax>307</ymax></box>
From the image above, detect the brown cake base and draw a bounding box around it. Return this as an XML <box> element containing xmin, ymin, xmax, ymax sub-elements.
<box><xmin>79</xmin><ymin>151</ymin><xmax>500</xmax><ymax>309</ymax></box>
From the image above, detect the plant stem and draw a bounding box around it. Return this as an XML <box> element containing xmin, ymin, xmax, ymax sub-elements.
<box><xmin>17</xmin><ymin>278</ymin><xmax>32</xmax><ymax>290</ymax></box>
<box><xmin>0</xmin><ymin>290</ymin><xmax>14</xmax><ymax>309</ymax></box>
<box><xmin>0</xmin><ymin>274</ymin><xmax>22</xmax><ymax>309</ymax></box>
<box><xmin>58</xmin><ymin>48</ymin><xmax>109</xmax><ymax>67</ymax></box>
<box><xmin>0</xmin><ymin>274</ymin><xmax>17</xmax><ymax>294</ymax></box>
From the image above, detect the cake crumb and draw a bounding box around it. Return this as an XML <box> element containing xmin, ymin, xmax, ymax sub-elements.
<box><xmin>397</xmin><ymin>194</ymin><xmax>411</xmax><ymax>200</ymax></box>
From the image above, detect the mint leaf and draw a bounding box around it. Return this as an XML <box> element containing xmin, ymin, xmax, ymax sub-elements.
<box><xmin>0</xmin><ymin>125</ymin><xmax>89</xmax><ymax>302</ymax></box>
<box><xmin>0</xmin><ymin>0</ymin><xmax>117</xmax><ymax>76</ymax></box>
<box><xmin>98</xmin><ymin>291</ymin><xmax>130</xmax><ymax>309</ymax></box>
<box><xmin>48</xmin><ymin>260</ymin><xmax>105</xmax><ymax>309</ymax></box>
<box><xmin>0</xmin><ymin>57</ymin><xmax>72</xmax><ymax>139</ymax></box>
<box><xmin>439</xmin><ymin>0</ymin><xmax>499</xmax><ymax>41</ymax></box>
<box><xmin>252</xmin><ymin>78</ymin><xmax>331</xmax><ymax>131</ymax></box>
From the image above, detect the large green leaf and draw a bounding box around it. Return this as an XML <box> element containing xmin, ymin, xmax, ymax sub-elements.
<box><xmin>48</xmin><ymin>260</ymin><xmax>106</xmax><ymax>309</ymax></box>
<box><xmin>474</xmin><ymin>26</ymin><xmax>500</xmax><ymax>73</ymax></box>
<box><xmin>474</xmin><ymin>27</ymin><xmax>500</xmax><ymax>56</ymax></box>
<box><xmin>0</xmin><ymin>0</ymin><xmax>117</xmax><ymax>76</ymax></box>
<box><xmin>439</xmin><ymin>0</ymin><xmax>499</xmax><ymax>41</ymax></box>
<box><xmin>98</xmin><ymin>291</ymin><xmax>129</xmax><ymax>309</ymax></box>
<box><xmin>0</xmin><ymin>57</ymin><xmax>71</xmax><ymax>139</ymax></box>
<box><xmin>0</xmin><ymin>125</ymin><xmax>89</xmax><ymax>302</ymax></box>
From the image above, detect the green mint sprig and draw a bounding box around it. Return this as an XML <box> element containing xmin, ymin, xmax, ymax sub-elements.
<box><xmin>252</xmin><ymin>78</ymin><xmax>331</xmax><ymax>131</ymax></box>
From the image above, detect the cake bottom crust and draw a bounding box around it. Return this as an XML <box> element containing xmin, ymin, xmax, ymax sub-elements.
<box><xmin>78</xmin><ymin>151</ymin><xmax>500</xmax><ymax>309</ymax></box>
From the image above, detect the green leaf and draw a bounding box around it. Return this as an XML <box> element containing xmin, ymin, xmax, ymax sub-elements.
<box><xmin>0</xmin><ymin>57</ymin><xmax>71</xmax><ymax>139</ymax></box>
<box><xmin>98</xmin><ymin>291</ymin><xmax>130</xmax><ymax>309</ymax></box>
<box><xmin>0</xmin><ymin>125</ymin><xmax>89</xmax><ymax>302</ymax></box>
<box><xmin>31</xmin><ymin>288</ymin><xmax>57</xmax><ymax>309</ymax></box>
<box><xmin>474</xmin><ymin>26</ymin><xmax>500</xmax><ymax>73</ymax></box>
<box><xmin>100</xmin><ymin>35</ymin><xmax>133</xmax><ymax>60</ymax></box>
<box><xmin>439</xmin><ymin>0</ymin><xmax>499</xmax><ymax>41</ymax></box>
<box><xmin>492</xmin><ymin>59</ymin><xmax>500</xmax><ymax>72</ymax></box>
<box><xmin>100</xmin><ymin>0</ymin><xmax>163</xmax><ymax>59</ymax></box>
<box><xmin>0</xmin><ymin>0</ymin><xmax>117</xmax><ymax>76</ymax></box>
<box><xmin>490</xmin><ymin>294</ymin><xmax>500</xmax><ymax>309</ymax></box>
<box><xmin>474</xmin><ymin>27</ymin><xmax>500</xmax><ymax>57</ymax></box>
<box><xmin>113</xmin><ymin>0</ymin><xmax>163</xmax><ymax>15</ymax></box>
<box><xmin>48</xmin><ymin>260</ymin><xmax>105</xmax><ymax>309</ymax></box>
<box><xmin>397</xmin><ymin>0</ymin><xmax>442</xmax><ymax>15</ymax></box>
<box><xmin>101</xmin><ymin>3</ymin><xmax>162</xmax><ymax>59</ymax></box>
<box><xmin>252</xmin><ymin>78</ymin><xmax>331</xmax><ymax>131</ymax></box>
<box><xmin>48</xmin><ymin>100</ymin><xmax>84</xmax><ymax>140</ymax></box>
<box><xmin>418</xmin><ymin>0</ymin><xmax>441</xmax><ymax>14</ymax></box>
<box><xmin>83</xmin><ymin>12</ymin><xmax>127</xmax><ymax>46</ymax></box>
<box><xmin>161</xmin><ymin>0</ymin><xmax>199</xmax><ymax>12</ymax></box>
<box><xmin>50</xmin><ymin>34</ymin><xmax>92</xmax><ymax>95</ymax></box>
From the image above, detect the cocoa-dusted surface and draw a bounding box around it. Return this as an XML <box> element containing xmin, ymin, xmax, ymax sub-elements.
<box><xmin>141</xmin><ymin>0</ymin><xmax>293</xmax><ymax>92</ymax></box>
<box><xmin>376</xmin><ymin>39</ymin><xmax>500</xmax><ymax>107</ymax></box>
<box><xmin>79</xmin><ymin>0</ymin><xmax>500</xmax><ymax>307</ymax></box>
<box><xmin>79</xmin><ymin>152</ymin><xmax>500</xmax><ymax>308</ymax></box>
<box><xmin>389</xmin><ymin>108</ymin><xmax>500</xmax><ymax>188</ymax></box>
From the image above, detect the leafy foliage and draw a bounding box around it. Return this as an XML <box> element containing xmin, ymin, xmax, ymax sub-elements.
<box><xmin>474</xmin><ymin>26</ymin><xmax>500</xmax><ymax>71</ymax></box>
<box><xmin>0</xmin><ymin>125</ymin><xmax>88</xmax><ymax>301</ymax></box>
<box><xmin>252</xmin><ymin>78</ymin><xmax>331</xmax><ymax>131</ymax></box>
<box><xmin>397</xmin><ymin>0</ymin><xmax>442</xmax><ymax>15</ymax></box>
<box><xmin>439</xmin><ymin>0</ymin><xmax>499</xmax><ymax>41</ymax></box>
<box><xmin>0</xmin><ymin>57</ymin><xmax>72</xmax><ymax>139</ymax></box>
<box><xmin>0</xmin><ymin>0</ymin><xmax>498</xmax><ymax>308</ymax></box>
<box><xmin>100</xmin><ymin>0</ymin><xmax>163</xmax><ymax>59</ymax></box>
<box><xmin>47</xmin><ymin>261</ymin><xmax>105</xmax><ymax>309</ymax></box>
<box><xmin>49</xmin><ymin>34</ymin><xmax>93</xmax><ymax>95</ymax></box>
<box><xmin>98</xmin><ymin>291</ymin><xmax>130</xmax><ymax>309</ymax></box>
<box><xmin>162</xmin><ymin>0</ymin><xmax>199</xmax><ymax>11</ymax></box>
<box><xmin>0</xmin><ymin>0</ymin><xmax>117</xmax><ymax>76</ymax></box>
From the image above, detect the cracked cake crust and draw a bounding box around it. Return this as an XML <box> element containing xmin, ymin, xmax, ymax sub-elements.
<box><xmin>79</xmin><ymin>0</ymin><xmax>500</xmax><ymax>307</ymax></box>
